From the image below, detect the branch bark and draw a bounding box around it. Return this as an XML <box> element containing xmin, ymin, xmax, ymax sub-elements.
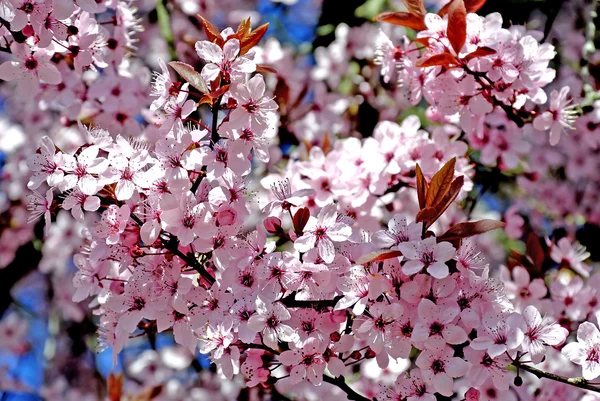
<box><xmin>513</xmin><ymin>359</ymin><xmax>600</xmax><ymax>393</ymax></box>
<box><xmin>322</xmin><ymin>375</ymin><xmax>372</xmax><ymax>401</ymax></box>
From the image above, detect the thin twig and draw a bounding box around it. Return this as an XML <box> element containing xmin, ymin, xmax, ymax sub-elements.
<box><xmin>130</xmin><ymin>214</ymin><xmax>215</xmax><ymax>285</ymax></box>
<box><xmin>322</xmin><ymin>375</ymin><xmax>372</xmax><ymax>401</ymax></box>
<box><xmin>513</xmin><ymin>359</ymin><xmax>600</xmax><ymax>393</ymax></box>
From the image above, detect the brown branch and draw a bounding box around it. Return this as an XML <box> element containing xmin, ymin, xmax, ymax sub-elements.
<box><xmin>130</xmin><ymin>214</ymin><xmax>215</xmax><ymax>285</ymax></box>
<box><xmin>190</xmin><ymin>90</ymin><xmax>223</xmax><ymax>194</ymax></box>
<box><xmin>513</xmin><ymin>359</ymin><xmax>600</xmax><ymax>393</ymax></box>
<box><xmin>322</xmin><ymin>375</ymin><xmax>372</xmax><ymax>401</ymax></box>
<box><xmin>462</xmin><ymin>66</ymin><xmax>534</xmax><ymax>128</ymax></box>
<box><xmin>279</xmin><ymin>293</ymin><xmax>342</xmax><ymax>309</ymax></box>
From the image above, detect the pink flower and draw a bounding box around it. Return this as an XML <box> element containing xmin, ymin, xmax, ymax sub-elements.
<box><xmin>150</xmin><ymin>59</ymin><xmax>177</xmax><ymax>111</ymax></box>
<box><xmin>27</xmin><ymin>136</ymin><xmax>65</xmax><ymax>190</ymax></box>
<box><xmin>199</xmin><ymin>321</ymin><xmax>235</xmax><ymax>359</ymax></box>
<box><xmin>374</xmin><ymin>30</ymin><xmax>404</xmax><ymax>84</ymax></box>
<box><xmin>516</xmin><ymin>305</ymin><xmax>568</xmax><ymax>363</ymax></box>
<box><xmin>391</xmin><ymin>368</ymin><xmax>436</xmax><ymax>401</ymax></box>
<box><xmin>26</xmin><ymin>188</ymin><xmax>53</xmax><ymax>237</ymax></box>
<box><xmin>503</xmin><ymin>265</ymin><xmax>547</xmax><ymax>308</ymax></box>
<box><xmin>0</xmin><ymin>43</ymin><xmax>61</xmax><ymax>97</ymax></box>
<box><xmin>156</xmin><ymin>83</ymin><xmax>196</xmax><ymax>136</ymax></box>
<box><xmin>161</xmin><ymin>191</ymin><xmax>216</xmax><ymax>246</ymax></box>
<box><xmin>221</xmin><ymin>115</ymin><xmax>271</xmax><ymax>163</ymax></box>
<box><xmin>62</xmin><ymin>145</ymin><xmax>109</xmax><ymax>195</ymax></box>
<box><xmin>94</xmin><ymin>204</ymin><xmax>130</xmax><ymax>245</ymax></box>
<box><xmin>503</xmin><ymin>205</ymin><xmax>524</xmax><ymax>239</ymax></box>
<box><xmin>463</xmin><ymin>348</ymin><xmax>511</xmax><ymax>391</ymax></box>
<box><xmin>106</xmin><ymin>281</ymin><xmax>156</xmax><ymax>335</ymax></box>
<box><xmin>229</xmin><ymin>75</ymin><xmax>278</xmax><ymax>126</ymax></box>
<box><xmin>334</xmin><ymin>265</ymin><xmax>372</xmax><ymax>315</ymax></box>
<box><xmin>104</xmin><ymin>135</ymin><xmax>155</xmax><ymax>200</ymax></box>
<box><xmin>195</xmin><ymin>38</ymin><xmax>256</xmax><ymax>83</ymax></box>
<box><xmin>550</xmin><ymin>237</ymin><xmax>591</xmax><ymax>277</ymax></box>
<box><xmin>533</xmin><ymin>86</ymin><xmax>578</xmax><ymax>146</ymax></box>
<box><xmin>262</xmin><ymin>178</ymin><xmax>315</xmax><ymax>214</ymax></box>
<box><xmin>412</xmin><ymin>298</ymin><xmax>468</xmax><ymax>350</ymax></box>
<box><xmin>62</xmin><ymin>189</ymin><xmax>101</xmax><ymax>222</ymax></box>
<box><xmin>279</xmin><ymin>337</ymin><xmax>327</xmax><ymax>385</ymax></box>
<box><xmin>470</xmin><ymin>311</ymin><xmax>524</xmax><ymax>358</ymax></box>
<box><xmin>372</xmin><ymin>214</ymin><xmax>422</xmax><ymax>249</ymax></box>
<box><xmin>561</xmin><ymin>322</ymin><xmax>600</xmax><ymax>380</ymax></box>
<box><xmin>294</xmin><ymin>203</ymin><xmax>352</xmax><ymax>263</ymax></box>
<box><xmin>416</xmin><ymin>345</ymin><xmax>469</xmax><ymax>397</ymax></box>
<box><xmin>356</xmin><ymin>302</ymin><xmax>403</xmax><ymax>353</ymax></box>
<box><xmin>398</xmin><ymin>238</ymin><xmax>455</xmax><ymax>279</ymax></box>
<box><xmin>156</xmin><ymin>305</ymin><xmax>197</xmax><ymax>354</ymax></box>
<box><xmin>247</xmin><ymin>295</ymin><xmax>298</xmax><ymax>348</ymax></box>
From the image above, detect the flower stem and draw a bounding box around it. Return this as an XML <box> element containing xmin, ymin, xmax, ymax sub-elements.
<box><xmin>512</xmin><ymin>359</ymin><xmax>600</xmax><ymax>393</ymax></box>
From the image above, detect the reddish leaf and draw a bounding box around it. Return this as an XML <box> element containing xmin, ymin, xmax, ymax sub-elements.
<box><xmin>302</xmin><ymin>139</ymin><xmax>313</xmax><ymax>154</ymax></box>
<box><xmin>424</xmin><ymin>175</ymin><xmax>464</xmax><ymax>229</ymax></box>
<box><xmin>168</xmin><ymin>61</ymin><xmax>209</xmax><ymax>94</ymax></box>
<box><xmin>321</xmin><ymin>132</ymin><xmax>332</xmax><ymax>155</ymax></box>
<box><xmin>437</xmin><ymin>219</ymin><xmax>505</xmax><ymax>242</ymax></box>
<box><xmin>236</xmin><ymin>17</ymin><xmax>252</xmax><ymax>38</ymax></box>
<box><xmin>274</xmin><ymin>77</ymin><xmax>290</xmax><ymax>112</ymax></box>
<box><xmin>374</xmin><ymin>11</ymin><xmax>427</xmax><ymax>31</ymax></box>
<box><xmin>412</xmin><ymin>37</ymin><xmax>432</xmax><ymax>47</ymax></box>
<box><xmin>526</xmin><ymin>233</ymin><xmax>545</xmax><ymax>275</ymax></box>
<box><xmin>256</xmin><ymin>64</ymin><xmax>278</xmax><ymax>74</ymax></box>
<box><xmin>209</xmin><ymin>84</ymin><xmax>230</xmax><ymax>100</ymax></box>
<box><xmin>240</xmin><ymin>23</ymin><xmax>269</xmax><ymax>55</ymax></box>
<box><xmin>447</xmin><ymin>0</ymin><xmax>467</xmax><ymax>54</ymax></box>
<box><xmin>197</xmin><ymin>95</ymin><xmax>211</xmax><ymax>106</ymax></box>
<box><xmin>198</xmin><ymin>15</ymin><xmax>224</xmax><ymax>47</ymax></box>
<box><xmin>357</xmin><ymin>250</ymin><xmax>403</xmax><ymax>265</ymax></box>
<box><xmin>415</xmin><ymin>164</ymin><xmax>427</xmax><ymax>209</ymax></box>
<box><xmin>401</xmin><ymin>0</ymin><xmax>426</xmax><ymax>16</ymax></box>
<box><xmin>426</xmin><ymin>157</ymin><xmax>456</xmax><ymax>207</ymax></box>
<box><xmin>416</xmin><ymin>207</ymin><xmax>437</xmax><ymax>225</ymax></box>
<box><xmin>416</xmin><ymin>52</ymin><xmax>458</xmax><ymax>68</ymax></box>
<box><xmin>462</xmin><ymin>46</ymin><xmax>496</xmax><ymax>62</ymax></box>
<box><xmin>465</xmin><ymin>0</ymin><xmax>487</xmax><ymax>12</ymax></box>
<box><xmin>293</xmin><ymin>207</ymin><xmax>310</xmax><ymax>236</ymax></box>
<box><xmin>108</xmin><ymin>373</ymin><xmax>123</xmax><ymax>401</ymax></box>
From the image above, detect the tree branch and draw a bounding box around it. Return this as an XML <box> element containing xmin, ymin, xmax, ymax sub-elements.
<box><xmin>130</xmin><ymin>214</ymin><xmax>215</xmax><ymax>285</ymax></box>
<box><xmin>279</xmin><ymin>293</ymin><xmax>342</xmax><ymax>309</ymax></box>
<box><xmin>190</xmin><ymin>93</ymin><xmax>223</xmax><ymax>194</ymax></box>
<box><xmin>513</xmin><ymin>359</ymin><xmax>600</xmax><ymax>393</ymax></box>
<box><xmin>322</xmin><ymin>375</ymin><xmax>372</xmax><ymax>401</ymax></box>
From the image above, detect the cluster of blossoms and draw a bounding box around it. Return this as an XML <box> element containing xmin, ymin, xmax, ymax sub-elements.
<box><xmin>374</xmin><ymin>4</ymin><xmax>577</xmax><ymax>145</ymax></box>
<box><xmin>0</xmin><ymin>0</ymin><xmax>599</xmax><ymax>400</ymax></box>
<box><xmin>22</xmin><ymin>13</ymin><xmax>600</xmax><ymax>401</ymax></box>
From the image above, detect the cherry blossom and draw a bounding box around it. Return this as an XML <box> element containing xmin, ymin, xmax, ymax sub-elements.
<box><xmin>562</xmin><ymin>322</ymin><xmax>600</xmax><ymax>380</ymax></box>
<box><xmin>279</xmin><ymin>337</ymin><xmax>327</xmax><ymax>385</ymax></box>
<box><xmin>398</xmin><ymin>238</ymin><xmax>455</xmax><ymax>279</ymax></box>
<box><xmin>294</xmin><ymin>203</ymin><xmax>352</xmax><ymax>263</ymax></box>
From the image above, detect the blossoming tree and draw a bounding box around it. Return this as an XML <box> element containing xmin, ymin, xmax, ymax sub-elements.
<box><xmin>0</xmin><ymin>0</ymin><xmax>599</xmax><ymax>400</ymax></box>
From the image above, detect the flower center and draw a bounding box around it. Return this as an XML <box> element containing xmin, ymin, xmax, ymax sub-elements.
<box><xmin>431</xmin><ymin>359</ymin><xmax>445</xmax><ymax>373</ymax></box>
<box><xmin>429</xmin><ymin>321</ymin><xmax>444</xmax><ymax>335</ymax></box>
<box><xmin>25</xmin><ymin>57</ymin><xmax>38</xmax><ymax>70</ymax></box>
<box><xmin>182</xmin><ymin>215</ymin><xmax>195</xmax><ymax>228</ymax></box>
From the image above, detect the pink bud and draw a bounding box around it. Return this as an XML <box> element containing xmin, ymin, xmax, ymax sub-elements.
<box><xmin>22</xmin><ymin>25</ymin><xmax>35</xmax><ymax>37</ymax></box>
<box><xmin>465</xmin><ymin>387</ymin><xmax>480</xmax><ymax>401</ymax></box>
<box><xmin>216</xmin><ymin>205</ymin><xmax>237</xmax><ymax>226</ymax></box>
<box><xmin>426</xmin><ymin>106</ymin><xmax>442</xmax><ymax>123</ymax></box>
<box><xmin>264</xmin><ymin>216</ymin><xmax>282</xmax><ymax>234</ymax></box>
